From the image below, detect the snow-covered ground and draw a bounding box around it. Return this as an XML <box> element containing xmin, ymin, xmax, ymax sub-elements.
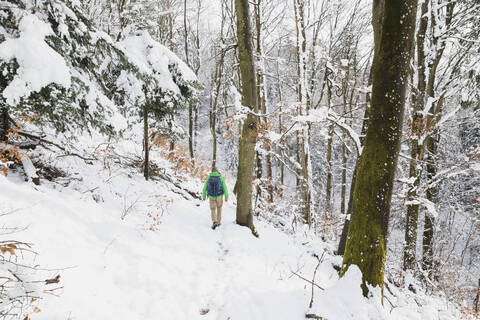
<box><xmin>0</xmin><ymin>150</ymin><xmax>466</xmax><ymax>319</ymax></box>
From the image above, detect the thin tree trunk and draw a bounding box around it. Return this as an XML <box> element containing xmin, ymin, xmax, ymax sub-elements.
<box><xmin>325</xmin><ymin>122</ymin><xmax>334</xmax><ymax>216</ymax></box>
<box><xmin>143</xmin><ymin>106</ymin><xmax>149</xmax><ymax>180</ymax></box>
<box><xmin>210</xmin><ymin>13</ymin><xmax>226</xmax><ymax>168</ymax></box>
<box><xmin>403</xmin><ymin>0</ymin><xmax>429</xmax><ymax>272</ymax></box>
<box><xmin>294</xmin><ymin>0</ymin><xmax>311</xmax><ymax>225</ymax></box>
<box><xmin>324</xmin><ymin>70</ymin><xmax>334</xmax><ymax>215</ymax></box>
<box><xmin>276</xmin><ymin>52</ymin><xmax>285</xmax><ymax>189</ymax></box>
<box><xmin>183</xmin><ymin>0</ymin><xmax>189</xmax><ymax>67</ymax></box>
<box><xmin>168</xmin><ymin>0</ymin><xmax>175</xmax><ymax>152</ymax></box>
<box><xmin>341</xmin><ymin>0</ymin><xmax>417</xmax><ymax>296</ymax></box>
<box><xmin>184</xmin><ymin>0</ymin><xmax>195</xmax><ymax>165</ymax></box>
<box><xmin>422</xmin><ymin>133</ymin><xmax>437</xmax><ymax>274</ymax></box>
<box><xmin>234</xmin><ymin>0</ymin><xmax>258</xmax><ymax>233</ymax></box>
<box><xmin>421</xmin><ymin>0</ymin><xmax>454</xmax><ymax>276</ymax></box>
<box><xmin>254</xmin><ymin>0</ymin><xmax>265</xmax><ymax>202</ymax></box>
<box><xmin>255</xmin><ymin>3</ymin><xmax>273</xmax><ymax>202</ymax></box>
<box><xmin>0</xmin><ymin>107</ymin><xmax>8</xmax><ymax>142</ymax></box>
<box><xmin>341</xmin><ymin>136</ymin><xmax>347</xmax><ymax>215</ymax></box>
<box><xmin>188</xmin><ymin>102</ymin><xmax>195</xmax><ymax>165</ymax></box>
<box><xmin>474</xmin><ymin>278</ymin><xmax>479</xmax><ymax>314</ymax></box>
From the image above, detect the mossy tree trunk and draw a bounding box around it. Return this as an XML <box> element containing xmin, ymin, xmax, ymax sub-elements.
<box><xmin>234</xmin><ymin>0</ymin><xmax>258</xmax><ymax>232</ymax></box>
<box><xmin>341</xmin><ymin>0</ymin><xmax>417</xmax><ymax>296</ymax></box>
<box><xmin>403</xmin><ymin>0</ymin><xmax>429</xmax><ymax>272</ymax></box>
<box><xmin>337</xmin><ymin>75</ymin><xmax>370</xmax><ymax>256</ymax></box>
<box><xmin>337</xmin><ymin>0</ymin><xmax>382</xmax><ymax>255</ymax></box>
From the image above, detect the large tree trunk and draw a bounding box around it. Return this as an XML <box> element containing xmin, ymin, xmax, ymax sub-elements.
<box><xmin>234</xmin><ymin>0</ymin><xmax>258</xmax><ymax>232</ymax></box>
<box><xmin>337</xmin><ymin>82</ymin><xmax>370</xmax><ymax>256</ymax></box>
<box><xmin>341</xmin><ymin>0</ymin><xmax>417</xmax><ymax>296</ymax></box>
<box><xmin>337</xmin><ymin>0</ymin><xmax>382</xmax><ymax>256</ymax></box>
<box><xmin>403</xmin><ymin>0</ymin><xmax>430</xmax><ymax>272</ymax></box>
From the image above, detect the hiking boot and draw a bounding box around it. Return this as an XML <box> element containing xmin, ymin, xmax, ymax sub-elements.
<box><xmin>211</xmin><ymin>222</ymin><xmax>217</xmax><ymax>230</ymax></box>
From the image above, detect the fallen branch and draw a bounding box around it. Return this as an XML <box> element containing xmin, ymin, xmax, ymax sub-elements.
<box><xmin>17</xmin><ymin>131</ymin><xmax>96</xmax><ymax>162</ymax></box>
<box><xmin>45</xmin><ymin>275</ymin><xmax>60</xmax><ymax>284</ymax></box>
<box><xmin>305</xmin><ymin>314</ymin><xmax>326</xmax><ymax>319</ymax></box>
<box><xmin>155</xmin><ymin>169</ymin><xmax>202</xmax><ymax>200</ymax></box>
<box><xmin>291</xmin><ymin>271</ymin><xmax>325</xmax><ymax>291</ymax></box>
<box><xmin>310</xmin><ymin>251</ymin><xmax>327</xmax><ymax>308</ymax></box>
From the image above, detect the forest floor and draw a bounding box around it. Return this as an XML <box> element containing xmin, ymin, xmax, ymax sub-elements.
<box><xmin>0</xmin><ymin>143</ymin><xmax>467</xmax><ymax>320</ymax></box>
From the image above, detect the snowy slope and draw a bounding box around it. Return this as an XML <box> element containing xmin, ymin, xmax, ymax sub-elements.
<box><xmin>0</xmin><ymin>153</ymin><xmax>466</xmax><ymax>320</ymax></box>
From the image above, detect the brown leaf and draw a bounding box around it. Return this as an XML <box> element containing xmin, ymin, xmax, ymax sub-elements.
<box><xmin>199</xmin><ymin>308</ymin><xmax>210</xmax><ymax>315</ymax></box>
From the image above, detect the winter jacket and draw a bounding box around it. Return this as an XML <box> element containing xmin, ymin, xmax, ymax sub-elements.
<box><xmin>202</xmin><ymin>172</ymin><xmax>229</xmax><ymax>200</ymax></box>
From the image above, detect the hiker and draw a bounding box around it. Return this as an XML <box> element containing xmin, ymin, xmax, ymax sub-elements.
<box><xmin>202</xmin><ymin>166</ymin><xmax>228</xmax><ymax>229</ymax></box>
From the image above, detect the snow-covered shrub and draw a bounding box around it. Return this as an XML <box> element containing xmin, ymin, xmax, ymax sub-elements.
<box><xmin>0</xmin><ymin>0</ymin><xmax>199</xmax><ymax>144</ymax></box>
<box><xmin>0</xmin><ymin>238</ymin><xmax>60</xmax><ymax>320</ymax></box>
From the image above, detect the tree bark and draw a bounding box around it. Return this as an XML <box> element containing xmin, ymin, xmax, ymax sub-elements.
<box><xmin>168</xmin><ymin>0</ymin><xmax>175</xmax><ymax>152</ymax></box>
<box><xmin>184</xmin><ymin>0</ymin><xmax>195</xmax><ymax>166</ymax></box>
<box><xmin>341</xmin><ymin>138</ymin><xmax>347</xmax><ymax>215</ymax></box>
<box><xmin>234</xmin><ymin>0</ymin><xmax>258</xmax><ymax>232</ymax></box>
<box><xmin>421</xmin><ymin>0</ymin><xmax>454</xmax><ymax>276</ymax></box>
<box><xmin>210</xmin><ymin>42</ymin><xmax>226</xmax><ymax>168</ymax></box>
<box><xmin>188</xmin><ymin>101</ymin><xmax>195</xmax><ymax>165</ymax></box>
<box><xmin>294</xmin><ymin>0</ymin><xmax>312</xmax><ymax>225</ymax></box>
<box><xmin>403</xmin><ymin>0</ymin><xmax>429</xmax><ymax>272</ymax></box>
<box><xmin>474</xmin><ymin>278</ymin><xmax>479</xmax><ymax>314</ymax></box>
<box><xmin>337</xmin><ymin>76</ymin><xmax>371</xmax><ymax>256</ymax></box>
<box><xmin>143</xmin><ymin>106</ymin><xmax>149</xmax><ymax>180</ymax></box>
<box><xmin>253</xmin><ymin>0</ymin><xmax>265</xmax><ymax>202</ymax></box>
<box><xmin>0</xmin><ymin>107</ymin><xmax>8</xmax><ymax>142</ymax></box>
<box><xmin>341</xmin><ymin>0</ymin><xmax>417</xmax><ymax>296</ymax></box>
<box><xmin>338</xmin><ymin>0</ymin><xmax>382</xmax><ymax>255</ymax></box>
<box><xmin>325</xmin><ymin>122</ymin><xmax>334</xmax><ymax>216</ymax></box>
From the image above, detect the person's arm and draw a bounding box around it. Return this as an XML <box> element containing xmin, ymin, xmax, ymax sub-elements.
<box><xmin>221</xmin><ymin>176</ymin><xmax>229</xmax><ymax>201</ymax></box>
<box><xmin>202</xmin><ymin>178</ymin><xmax>209</xmax><ymax>200</ymax></box>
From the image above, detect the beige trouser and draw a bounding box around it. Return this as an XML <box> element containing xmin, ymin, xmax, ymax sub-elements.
<box><xmin>209</xmin><ymin>198</ymin><xmax>223</xmax><ymax>224</ymax></box>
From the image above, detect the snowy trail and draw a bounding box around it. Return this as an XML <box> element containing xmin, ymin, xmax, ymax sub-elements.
<box><xmin>0</xmin><ymin>170</ymin><xmax>465</xmax><ymax>320</ymax></box>
<box><xmin>0</xmin><ymin>173</ymin><xmax>308</xmax><ymax>319</ymax></box>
